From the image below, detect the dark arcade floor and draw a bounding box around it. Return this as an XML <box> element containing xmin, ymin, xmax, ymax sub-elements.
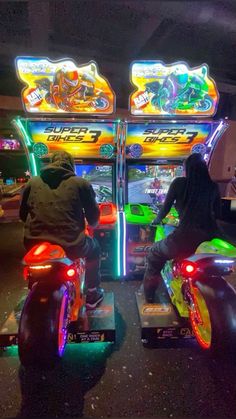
<box><xmin>0</xmin><ymin>223</ymin><xmax>236</xmax><ymax>418</ymax></box>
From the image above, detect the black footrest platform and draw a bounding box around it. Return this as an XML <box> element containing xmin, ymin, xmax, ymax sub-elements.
<box><xmin>136</xmin><ymin>288</ymin><xmax>193</xmax><ymax>344</ymax></box>
<box><xmin>0</xmin><ymin>292</ymin><xmax>115</xmax><ymax>347</ymax></box>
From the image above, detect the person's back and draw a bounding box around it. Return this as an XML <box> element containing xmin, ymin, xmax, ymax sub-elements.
<box><xmin>154</xmin><ymin>156</ymin><xmax>221</xmax><ymax>236</ymax></box>
<box><xmin>20</xmin><ymin>156</ymin><xmax>99</xmax><ymax>250</ymax></box>
<box><xmin>144</xmin><ymin>153</ymin><xmax>221</xmax><ymax>303</ymax></box>
<box><xmin>20</xmin><ymin>151</ymin><xmax>103</xmax><ymax>309</ymax></box>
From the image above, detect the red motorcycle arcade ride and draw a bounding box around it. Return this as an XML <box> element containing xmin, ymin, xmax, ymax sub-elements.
<box><xmin>0</xmin><ymin>57</ymin><xmax>117</xmax><ymax>366</ymax></box>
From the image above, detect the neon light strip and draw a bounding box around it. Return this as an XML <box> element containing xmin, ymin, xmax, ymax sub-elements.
<box><xmin>122</xmin><ymin>211</ymin><xmax>126</xmax><ymax>277</ymax></box>
<box><xmin>207</xmin><ymin>120</ymin><xmax>224</xmax><ymax>148</ymax></box>
<box><xmin>117</xmin><ymin>211</ymin><xmax>126</xmax><ymax>277</ymax></box>
<box><xmin>29</xmin><ymin>153</ymin><xmax>38</xmax><ymax>176</ymax></box>
<box><xmin>14</xmin><ymin>118</ymin><xmax>32</xmax><ymax>147</ymax></box>
<box><xmin>117</xmin><ymin>211</ymin><xmax>121</xmax><ymax>277</ymax></box>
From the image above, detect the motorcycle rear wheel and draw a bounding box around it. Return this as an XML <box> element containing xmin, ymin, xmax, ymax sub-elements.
<box><xmin>189</xmin><ymin>286</ymin><xmax>212</xmax><ymax>349</ymax></box>
<box><xmin>18</xmin><ymin>282</ymin><xmax>69</xmax><ymax>367</ymax></box>
<box><xmin>189</xmin><ymin>276</ymin><xmax>236</xmax><ymax>354</ymax></box>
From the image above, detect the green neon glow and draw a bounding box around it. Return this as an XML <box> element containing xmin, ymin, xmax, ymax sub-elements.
<box><xmin>2</xmin><ymin>345</ymin><xmax>18</xmax><ymax>357</ymax></box>
<box><xmin>155</xmin><ymin>224</ymin><xmax>165</xmax><ymax>241</ymax></box>
<box><xmin>29</xmin><ymin>152</ymin><xmax>38</xmax><ymax>176</ymax></box>
<box><xmin>64</xmin><ymin>342</ymin><xmax>112</xmax><ymax>361</ymax></box>
<box><xmin>14</xmin><ymin>118</ymin><xmax>39</xmax><ymax>176</ymax></box>
<box><xmin>14</xmin><ymin>118</ymin><xmax>32</xmax><ymax>147</ymax></box>
<box><xmin>212</xmin><ymin>238</ymin><xmax>236</xmax><ymax>250</ymax></box>
<box><xmin>66</xmin><ymin>342</ymin><xmax>111</xmax><ymax>350</ymax></box>
<box><xmin>124</xmin><ymin>204</ymin><xmax>155</xmax><ymax>224</ymax></box>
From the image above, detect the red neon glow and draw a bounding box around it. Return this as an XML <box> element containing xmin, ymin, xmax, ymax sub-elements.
<box><xmin>30</xmin><ymin>264</ymin><xmax>52</xmax><ymax>270</ymax></box>
<box><xmin>24</xmin><ymin>242</ymin><xmax>66</xmax><ymax>264</ymax></box>
<box><xmin>190</xmin><ymin>286</ymin><xmax>211</xmax><ymax>350</ymax></box>
<box><xmin>33</xmin><ymin>244</ymin><xmax>48</xmax><ymax>255</ymax></box>
<box><xmin>23</xmin><ymin>266</ymin><xmax>29</xmax><ymax>280</ymax></box>
<box><xmin>99</xmin><ymin>202</ymin><xmax>117</xmax><ymax>224</ymax></box>
<box><xmin>181</xmin><ymin>261</ymin><xmax>197</xmax><ymax>277</ymax></box>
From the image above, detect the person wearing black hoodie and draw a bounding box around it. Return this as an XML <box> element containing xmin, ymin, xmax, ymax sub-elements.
<box><xmin>19</xmin><ymin>150</ymin><xmax>103</xmax><ymax>309</ymax></box>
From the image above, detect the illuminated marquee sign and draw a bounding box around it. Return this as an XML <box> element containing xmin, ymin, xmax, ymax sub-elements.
<box><xmin>125</xmin><ymin>122</ymin><xmax>222</xmax><ymax>159</ymax></box>
<box><xmin>26</xmin><ymin>121</ymin><xmax>117</xmax><ymax>158</ymax></box>
<box><xmin>16</xmin><ymin>57</ymin><xmax>115</xmax><ymax>115</ymax></box>
<box><xmin>129</xmin><ymin>61</ymin><xmax>219</xmax><ymax>117</ymax></box>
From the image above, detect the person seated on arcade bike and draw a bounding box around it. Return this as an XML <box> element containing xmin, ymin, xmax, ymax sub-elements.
<box><xmin>19</xmin><ymin>150</ymin><xmax>103</xmax><ymax>309</ymax></box>
<box><xmin>143</xmin><ymin>153</ymin><xmax>221</xmax><ymax>303</ymax></box>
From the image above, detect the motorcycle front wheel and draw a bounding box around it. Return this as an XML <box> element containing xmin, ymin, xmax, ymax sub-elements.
<box><xmin>18</xmin><ymin>282</ymin><xmax>69</xmax><ymax>367</ymax></box>
<box><xmin>194</xmin><ymin>96</ymin><xmax>213</xmax><ymax>112</ymax></box>
<box><xmin>94</xmin><ymin>96</ymin><xmax>109</xmax><ymax>110</ymax></box>
<box><xmin>189</xmin><ymin>276</ymin><xmax>236</xmax><ymax>353</ymax></box>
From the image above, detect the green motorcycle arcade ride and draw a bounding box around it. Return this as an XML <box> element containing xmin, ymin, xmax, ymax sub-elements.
<box><xmin>125</xmin><ymin>204</ymin><xmax>236</xmax><ymax>352</ymax></box>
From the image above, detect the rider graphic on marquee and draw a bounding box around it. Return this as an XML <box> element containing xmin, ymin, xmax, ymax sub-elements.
<box><xmin>15</xmin><ymin>57</ymin><xmax>115</xmax><ymax>114</ymax></box>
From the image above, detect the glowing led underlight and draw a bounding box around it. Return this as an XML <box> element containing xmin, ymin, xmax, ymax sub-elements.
<box><xmin>30</xmin><ymin>264</ymin><xmax>52</xmax><ymax>270</ymax></box>
<box><xmin>122</xmin><ymin>211</ymin><xmax>126</xmax><ymax>276</ymax></box>
<box><xmin>214</xmin><ymin>259</ymin><xmax>234</xmax><ymax>264</ymax></box>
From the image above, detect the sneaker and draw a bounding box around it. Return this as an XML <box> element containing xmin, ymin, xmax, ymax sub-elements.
<box><xmin>86</xmin><ymin>287</ymin><xmax>104</xmax><ymax>310</ymax></box>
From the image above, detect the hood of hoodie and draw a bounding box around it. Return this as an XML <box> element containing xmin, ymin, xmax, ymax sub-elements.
<box><xmin>40</xmin><ymin>160</ymin><xmax>75</xmax><ymax>189</ymax></box>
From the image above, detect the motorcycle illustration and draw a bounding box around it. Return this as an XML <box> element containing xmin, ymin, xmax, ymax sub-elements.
<box><xmin>145</xmin><ymin>67</ymin><xmax>213</xmax><ymax>114</ymax></box>
<box><xmin>34</xmin><ymin>68</ymin><xmax>110</xmax><ymax>112</ymax></box>
<box><xmin>18</xmin><ymin>241</ymin><xmax>86</xmax><ymax>366</ymax></box>
<box><xmin>154</xmin><ymin>213</ymin><xmax>236</xmax><ymax>352</ymax></box>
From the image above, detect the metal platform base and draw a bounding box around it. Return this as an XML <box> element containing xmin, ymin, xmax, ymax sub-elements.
<box><xmin>136</xmin><ymin>286</ymin><xmax>194</xmax><ymax>344</ymax></box>
<box><xmin>0</xmin><ymin>292</ymin><xmax>115</xmax><ymax>347</ymax></box>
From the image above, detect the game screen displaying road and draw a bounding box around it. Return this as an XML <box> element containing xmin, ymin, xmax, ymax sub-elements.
<box><xmin>75</xmin><ymin>164</ymin><xmax>113</xmax><ymax>203</ymax></box>
<box><xmin>127</xmin><ymin>164</ymin><xmax>183</xmax><ymax>204</ymax></box>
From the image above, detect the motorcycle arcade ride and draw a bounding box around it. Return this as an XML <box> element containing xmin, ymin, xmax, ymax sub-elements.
<box><xmin>124</xmin><ymin>60</ymin><xmax>236</xmax><ymax>350</ymax></box>
<box><xmin>0</xmin><ymin>57</ymin><xmax>118</xmax><ymax>364</ymax></box>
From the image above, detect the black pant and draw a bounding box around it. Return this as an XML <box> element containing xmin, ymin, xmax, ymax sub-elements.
<box><xmin>143</xmin><ymin>227</ymin><xmax>212</xmax><ymax>293</ymax></box>
<box><xmin>24</xmin><ymin>236</ymin><xmax>101</xmax><ymax>290</ymax></box>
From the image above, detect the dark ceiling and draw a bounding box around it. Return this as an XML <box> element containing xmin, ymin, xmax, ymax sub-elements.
<box><xmin>1</xmin><ymin>0</ymin><xmax>236</xmax><ymax>117</ymax></box>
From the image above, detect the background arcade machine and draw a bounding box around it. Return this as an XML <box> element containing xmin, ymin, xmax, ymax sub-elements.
<box><xmin>0</xmin><ymin>129</ymin><xmax>29</xmax><ymax>221</ymax></box>
<box><xmin>0</xmin><ymin>57</ymin><xmax>118</xmax><ymax>348</ymax></box>
<box><xmin>122</xmin><ymin>60</ymin><xmax>227</xmax><ymax>342</ymax></box>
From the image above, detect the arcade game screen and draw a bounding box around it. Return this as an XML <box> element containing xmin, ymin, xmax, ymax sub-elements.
<box><xmin>127</xmin><ymin>163</ymin><xmax>183</xmax><ymax>205</ymax></box>
<box><xmin>0</xmin><ymin>138</ymin><xmax>21</xmax><ymax>150</ymax></box>
<box><xmin>75</xmin><ymin>164</ymin><xmax>113</xmax><ymax>203</ymax></box>
<box><xmin>126</xmin><ymin>163</ymin><xmax>183</xmax><ymax>275</ymax></box>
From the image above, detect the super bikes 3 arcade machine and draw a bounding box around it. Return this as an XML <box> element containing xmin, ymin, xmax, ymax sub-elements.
<box><xmin>13</xmin><ymin>56</ymin><xmax>120</xmax><ymax>279</ymax></box>
<box><xmin>121</xmin><ymin>60</ymin><xmax>228</xmax><ymax>341</ymax></box>
<box><xmin>0</xmin><ymin>57</ymin><xmax>118</xmax><ymax>348</ymax></box>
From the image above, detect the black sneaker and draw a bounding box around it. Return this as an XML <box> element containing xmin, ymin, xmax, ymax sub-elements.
<box><xmin>86</xmin><ymin>287</ymin><xmax>104</xmax><ymax>310</ymax></box>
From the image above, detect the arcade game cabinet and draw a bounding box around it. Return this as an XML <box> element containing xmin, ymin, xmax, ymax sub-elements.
<box><xmin>0</xmin><ymin>57</ymin><xmax>118</xmax><ymax>348</ymax></box>
<box><xmin>123</xmin><ymin>60</ymin><xmax>227</xmax><ymax>342</ymax></box>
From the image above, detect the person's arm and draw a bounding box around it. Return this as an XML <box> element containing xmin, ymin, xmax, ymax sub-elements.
<box><xmin>153</xmin><ymin>178</ymin><xmax>180</xmax><ymax>224</ymax></box>
<box><xmin>19</xmin><ymin>182</ymin><xmax>31</xmax><ymax>222</ymax></box>
<box><xmin>80</xmin><ymin>180</ymin><xmax>100</xmax><ymax>227</ymax></box>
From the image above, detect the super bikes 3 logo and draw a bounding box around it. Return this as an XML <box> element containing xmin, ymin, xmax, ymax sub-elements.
<box><xmin>142</xmin><ymin>128</ymin><xmax>198</xmax><ymax>144</ymax></box>
<box><xmin>44</xmin><ymin>126</ymin><xmax>101</xmax><ymax>143</ymax></box>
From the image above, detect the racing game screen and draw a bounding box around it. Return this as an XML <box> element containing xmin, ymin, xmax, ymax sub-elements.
<box><xmin>127</xmin><ymin>164</ymin><xmax>183</xmax><ymax>205</ymax></box>
<box><xmin>75</xmin><ymin>164</ymin><xmax>113</xmax><ymax>203</ymax></box>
